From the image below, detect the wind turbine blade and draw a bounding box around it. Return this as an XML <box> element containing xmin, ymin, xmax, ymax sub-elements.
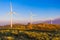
<box><xmin>4</xmin><ymin>12</ymin><xmax>11</xmax><ymax>19</ymax></box>
<box><xmin>10</xmin><ymin>1</ymin><xmax>12</xmax><ymax>12</ymax></box>
<box><xmin>6</xmin><ymin>12</ymin><xmax>10</xmax><ymax>15</ymax></box>
<box><xmin>13</xmin><ymin>12</ymin><xmax>16</xmax><ymax>15</ymax></box>
<box><xmin>13</xmin><ymin>12</ymin><xmax>19</xmax><ymax>16</ymax></box>
<box><xmin>30</xmin><ymin>12</ymin><xmax>37</xmax><ymax>17</ymax></box>
<box><xmin>13</xmin><ymin>12</ymin><xmax>21</xmax><ymax>17</ymax></box>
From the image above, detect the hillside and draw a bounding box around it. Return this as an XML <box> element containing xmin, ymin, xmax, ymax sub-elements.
<box><xmin>33</xmin><ymin>18</ymin><xmax>60</xmax><ymax>24</ymax></box>
<box><xmin>0</xmin><ymin>23</ymin><xmax>60</xmax><ymax>40</ymax></box>
<box><xmin>0</xmin><ymin>23</ymin><xmax>60</xmax><ymax>31</ymax></box>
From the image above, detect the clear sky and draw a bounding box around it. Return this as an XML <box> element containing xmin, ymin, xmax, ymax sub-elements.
<box><xmin>0</xmin><ymin>0</ymin><xmax>60</xmax><ymax>23</ymax></box>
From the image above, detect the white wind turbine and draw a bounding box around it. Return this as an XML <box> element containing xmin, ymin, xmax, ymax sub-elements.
<box><xmin>29</xmin><ymin>12</ymin><xmax>36</xmax><ymax>29</ymax></box>
<box><xmin>29</xmin><ymin>12</ymin><xmax>33</xmax><ymax>29</ymax></box>
<box><xmin>30</xmin><ymin>12</ymin><xmax>35</xmax><ymax>24</ymax></box>
<box><xmin>50</xmin><ymin>18</ymin><xmax>53</xmax><ymax>24</ymax></box>
<box><xmin>8</xmin><ymin>1</ymin><xmax>16</xmax><ymax>28</ymax></box>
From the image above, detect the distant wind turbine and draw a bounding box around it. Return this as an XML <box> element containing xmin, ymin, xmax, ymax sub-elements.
<box><xmin>50</xmin><ymin>18</ymin><xmax>53</xmax><ymax>24</ymax></box>
<box><xmin>29</xmin><ymin>12</ymin><xmax>36</xmax><ymax>29</ymax></box>
<box><xmin>29</xmin><ymin>12</ymin><xmax>33</xmax><ymax>29</ymax></box>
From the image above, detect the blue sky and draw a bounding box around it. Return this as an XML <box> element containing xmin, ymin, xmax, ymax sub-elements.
<box><xmin>0</xmin><ymin>0</ymin><xmax>60</xmax><ymax>23</ymax></box>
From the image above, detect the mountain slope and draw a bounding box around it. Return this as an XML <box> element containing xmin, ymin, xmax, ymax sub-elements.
<box><xmin>33</xmin><ymin>18</ymin><xmax>60</xmax><ymax>24</ymax></box>
<box><xmin>44</xmin><ymin>18</ymin><xmax>60</xmax><ymax>24</ymax></box>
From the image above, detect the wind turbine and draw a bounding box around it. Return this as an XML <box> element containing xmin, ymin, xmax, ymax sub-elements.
<box><xmin>8</xmin><ymin>1</ymin><xmax>16</xmax><ymax>28</ymax></box>
<box><xmin>29</xmin><ymin>12</ymin><xmax>33</xmax><ymax>29</ymax></box>
<box><xmin>50</xmin><ymin>18</ymin><xmax>54</xmax><ymax>24</ymax></box>
<box><xmin>29</xmin><ymin>12</ymin><xmax>36</xmax><ymax>29</ymax></box>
